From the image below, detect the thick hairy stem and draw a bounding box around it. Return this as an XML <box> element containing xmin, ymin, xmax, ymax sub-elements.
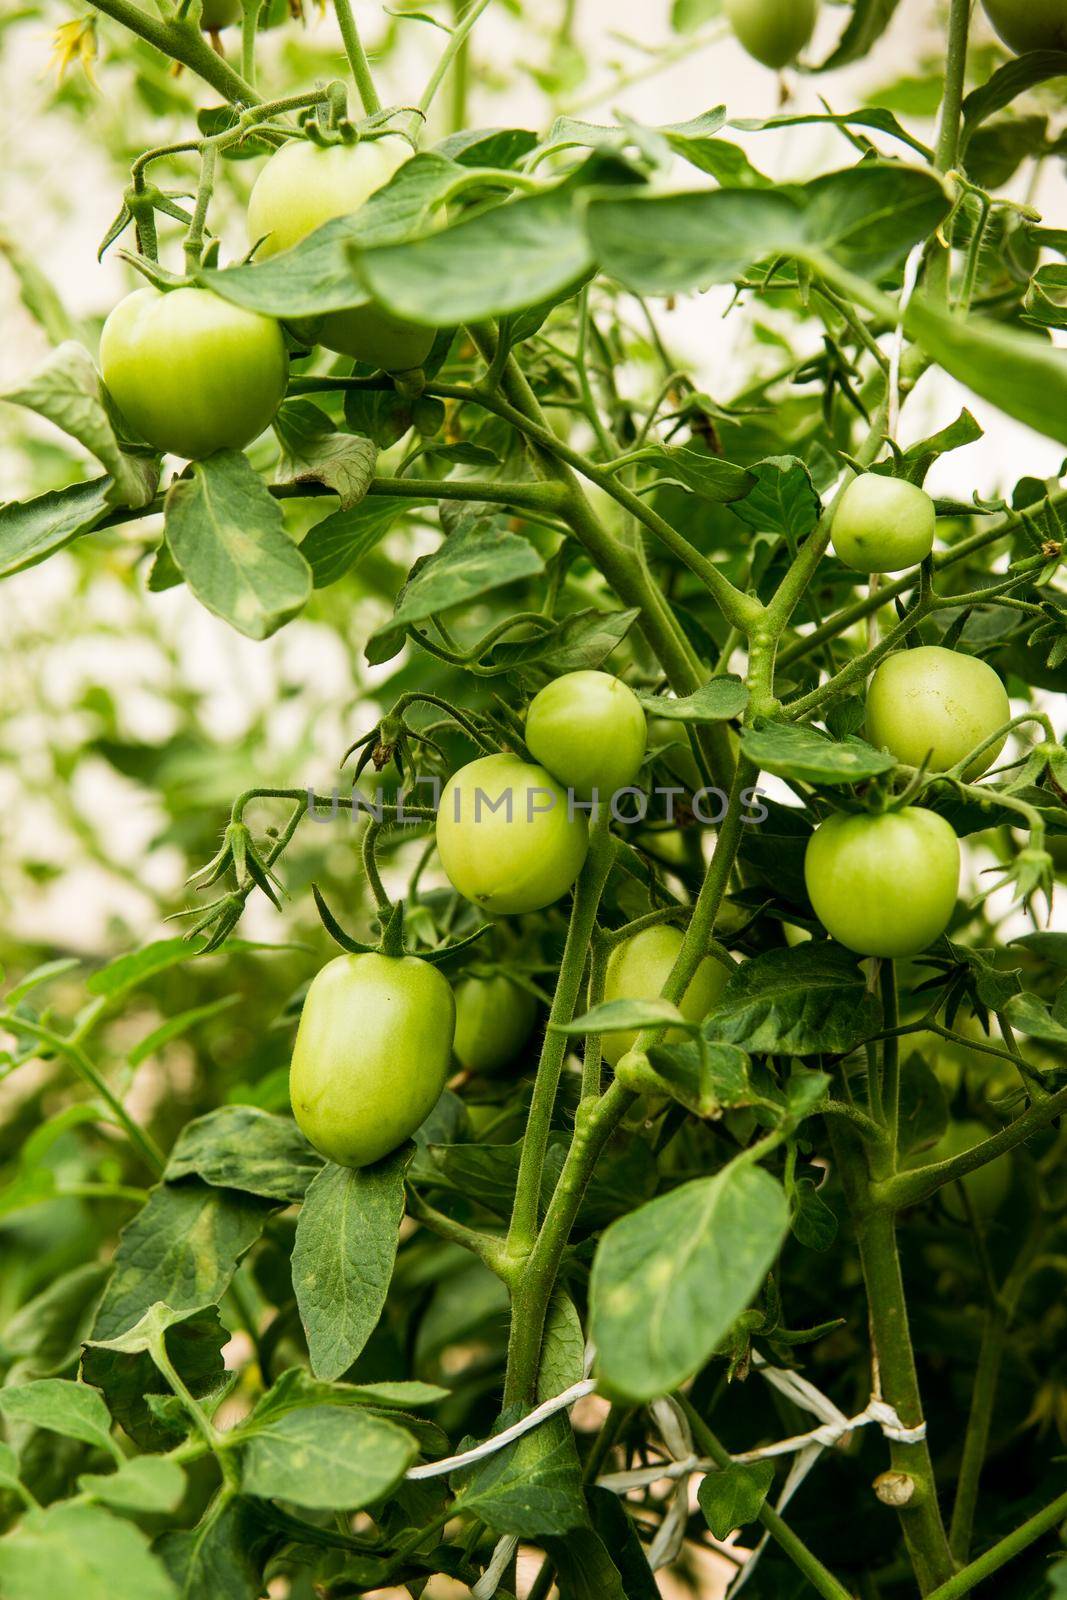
<box><xmin>89</xmin><ymin>0</ymin><xmax>258</xmax><ymax>102</ymax></box>
<box><xmin>830</xmin><ymin>1126</ymin><xmax>955</xmax><ymax>1592</ymax></box>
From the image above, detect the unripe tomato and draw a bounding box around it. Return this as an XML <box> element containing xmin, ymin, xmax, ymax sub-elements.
<box><xmin>804</xmin><ymin>807</ymin><xmax>960</xmax><ymax>958</ymax></box>
<box><xmin>452</xmin><ymin>972</ymin><xmax>538</xmax><ymax>1074</ymax></box>
<box><xmin>246</xmin><ymin>137</ymin><xmax>435</xmax><ymax>371</ymax></box>
<box><xmin>914</xmin><ymin>1118</ymin><xmax>1012</xmax><ymax>1223</ymax></box>
<box><xmin>601</xmin><ymin>924</ymin><xmax>729</xmax><ymax>1065</ymax></box>
<box><xmin>289</xmin><ymin>952</ymin><xmax>454</xmax><ymax>1168</ymax></box>
<box><xmin>525</xmin><ymin>671</ymin><xmax>648</xmax><ymax>800</ymax></box>
<box><xmin>831</xmin><ymin>472</ymin><xmax>936</xmax><ymax>574</ymax></box>
<box><xmin>436</xmin><ymin>752</ymin><xmax>589</xmax><ymax>916</ymax></box>
<box><xmin>981</xmin><ymin>0</ymin><xmax>1067</xmax><ymax>52</ymax></box>
<box><xmin>865</xmin><ymin>646</ymin><xmax>1011</xmax><ymax>780</ymax></box>
<box><xmin>99</xmin><ymin>286</ymin><xmax>288</xmax><ymax>460</ymax></box>
<box><xmin>723</xmin><ymin>0</ymin><xmax>818</xmax><ymax>67</ymax></box>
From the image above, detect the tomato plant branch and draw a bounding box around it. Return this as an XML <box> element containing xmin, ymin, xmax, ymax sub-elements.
<box><xmin>927</xmin><ymin>1485</ymin><xmax>1067</xmax><ymax>1599</ymax></box>
<box><xmin>405</xmin><ymin>1186</ymin><xmax>508</xmax><ymax>1276</ymax></box>
<box><xmin>332</xmin><ymin>0</ymin><xmax>381</xmax><ymax>115</ymax></box>
<box><xmin>87</xmin><ymin>0</ymin><xmax>259</xmax><ymax>104</ymax></box>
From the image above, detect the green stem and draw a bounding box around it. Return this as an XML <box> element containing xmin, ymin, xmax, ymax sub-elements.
<box><xmin>505</xmin><ymin>808</ymin><xmax>615</xmax><ymax>1261</ymax></box>
<box><xmin>881</xmin><ymin>962</ymin><xmax>901</xmax><ymax>1158</ymax></box>
<box><xmin>448</xmin><ymin>0</ymin><xmax>471</xmax><ymax>133</ymax></box>
<box><xmin>927</xmin><ymin>1487</ymin><xmax>1067</xmax><ymax>1599</ymax></box>
<box><xmin>678</xmin><ymin>1397</ymin><xmax>855</xmax><ymax>1600</ymax></box>
<box><xmin>0</xmin><ymin>1014</ymin><xmax>165</xmax><ymax>1176</ymax></box>
<box><xmin>934</xmin><ymin>0</ymin><xmax>971</xmax><ymax>175</ymax></box>
<box><xmin>417</xmin><ymin>0</ymin><xmax>493</xmax><ymax>122</ymax></box>
<box><xmin>332</xmin><ymin>0</ymin><xmax>381</xmax><ymax>114</ymax></box>
<box><xmin>88</xmin><ymin>0</ymin><xmax>258</xmax><ymax>103</ymax></box>
<box><xmin>830</xmin><ymin>1126</ymin><xmax>955</xmax><ymax>1592</ymax></box>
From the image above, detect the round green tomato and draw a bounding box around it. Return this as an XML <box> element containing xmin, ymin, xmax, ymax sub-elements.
<box><xmin>452</xmin><ymin>972</ymin><xmax>538</xmax><ymax>1074</ymax></box>
<box><xmin>723</xmin><ymin>0</ymin><xmax>818</xmax><ymax>67</ymax></box>
<box><xmin>914</xmin><ymin>1118</ymin><xmax>1012</xmax><ymax>1223</ymax></box>
<box><xmin>198</xmin><ymin>0</ymin><xmax>240</xmax><ymax>26</ymax></box>
<box><xmin>99</xmin><ymin>286</ymin><xmax>287</xmax><ymax>461</ymax></box>
<box><xmin>525</xmin><ymin>671</ymin><xmax>648</xmax><ymax>800</ymax></box>
<box><xmin>289</xmin><ymin>952</ymin><xmax>454</xmax><ymax>1168</ymax></box>
<box><xmin>831</xmin><ymin>472</ymin><xmax>936</xmax><ymax>574</ymax></box>
<box><xmin>981</xmin><ymin>0</ymin><xmax>1067</xmax><ymax>52</ymax></box>
<box><xmin>804</xmin><ymin>807</ymin><xmax>960</xmax><ymax>958</ymax></box>
<box><xmin>601</xmin><ymin>924</ymin><xmax>729</xmax><ymax>1066</ymax></box>
<box><xmin>246</xmin><ymin>137</ymin><xmax>435</xmax><ymax>371</ymax></box>
<box><xmin>866</xmin><ymin>645</ymin><xmax>1011</xmax><ymax>780</ymax></box>
<box><xmin>437</xmin><ymin>752</ymin><xmax>589</xmax><ymax>916</ymax></box>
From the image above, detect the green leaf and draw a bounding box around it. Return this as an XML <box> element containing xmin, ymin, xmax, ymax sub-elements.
<box><xmin>90</xmin><ymin>1183</ymin><xmax>276</xmax><ymax>1341</ymax></box>
<box><xmin>453</xmin><ymin>1413</ymin><xmax>588</xmax><ymax>1536</ymax></box>
<box><xmin>961</xmin><ymin>50</ymin><xmax>1067</xmax><ymax>139</ymax></box>
<box><xmin>645</xmin><ymin>444</ymin><xmax>756</xmax><ymax>502</ymax></box>
<box><xmin>488</xmin><ymin>607</ymin><xmax>641</xmax><ymax>673</ymax></box>
<box><xmin>165</xmin><ymin>1106</ymin><xmax>322</xmax><ymax>1202</ymax></box>
<box><xmin>366</xmin><ymin>514</ymin><xmax>545</xmax><ymax>665</ymax></box>
<box><xmin>87</xmin><ymin>937</ymin><xmax>195</xmax><ymax>999</ymax></box>
<box><xmin>273</xmin><ymin>400</ymin><xmax>378</xmax><ymax>510</ymax></box>
<box><xmin>638</xmin><ymin>677</ymin><xmax>749</xmax><ymax>723</ymax></box>
<box><xmin>3</xmin><ymin>343</ymin><xmax>158</xmax><ymax>511</ymax></box>
<box><xmin>555</xmin><ymin>996</ymin><xmax>690</xmax><ymax>1037</ymax></box>
<box><xmin>4</xmin><ymin>957</ymin><xmax>82</xmax><ymax>1006</ymax></box>
<box><xmin>0</xmin><ymin>478</ymin><xmax>112</xmax><ymax>579</ymax></box>
<box><xmin>155</xmin><ymin>1496</ymin><xmax>268</xmax><ymax>1600</ymax></box>
<box><xmin>0</xmin><ymin>1379</ymin><xmax>116</xmax><ymax>1457</ymax></box>
<box><xmin>646</xmin><ymin>1037</ymin><xmax>751</xmax><ymax>1117</ymax></box>
<box><xmin>241</xmin><ymin>1404</ymin><xmax>417</xmax><ymax>1509</ymax></box>
<box><xmin>790</xmin><ymin>1177</ymin><xmax>838</xmax><ymax>1251</ymax></box>
<box><xmin>585</xmin><ymin>163</ymin><xmax>949</xmax><ymax>295</ymax></box>
<box><xmin>697</xmin><ymin>1460</ymin><xmax>775</xmax><ymax>1539</ymax></box>
<box><xmin>0</xmin><ymin>1442</ymin><xmax>23</xmax><ymax>1498</ymax></box>
<box><xmin>292</xmin><ymin>1148</ymin><xmax>411</xmax><ymax>1381</ymax></box>
<box><xmin>164</xmin><ymin>451</ymin><xmax>311</xmax><ymax>639</ymax></box>
<box><xmin>79</xmin><ymin>1456</ymin><xmax>186</xmax><ymax>1514</ymax></box>
<box><xmin>905</xmin><ymin>296</ymin><xmax>1067</xmax><ymax>448</ymax></box>
<box><xmin>812</xmin><ymin>0</ymin><xmax>905</xmax><ymax>71</ymax></box>
<box><xmin>82</xmin><ymin>1303</ymin><xmax>230</xmax><ymax>1451</ymax></box>
<box><xmin>1003</xmin><ymin>992</ymin><xmax>1067</xmax><ymax>1045</ymax></box>
<box><xmin>739</xmin><ymin>721</ymin><xmax>896</xmax><ymax>784</ymax></box>
<box><xmin>897</xmin><ymin>1050</ymin><xmax>950</xmax><ymax>1156</ymax></box>
<box><xmin>537</xmin><ymin>1292</ymin><xmax>586</xmax><ymax>1403</ymax></box>
<box><xmin>302</xmin><ymin>494</ymin><xmax>420</xmax><ymax>588</ymax></box>
<box><xmin>0</xmin><ymin>1503</ymin><xmax>176</xmax><ymax>1600</ymax></box>
<box><xmin>248</xmin><ymin>1366</ymin><xmax>449</xmax><ymax>1429</ymax></box>
<box><xmin>435</xmin><ymin>127</ymin><xmax>539</xmax><ymax>168</ymax></box>
<box><xmin>590</xmin><ymin>1163</ymin><xmax>789</xmax><ymax>1401</ymax></box>
<box><xmin>705</xmin><ymin>944</ymin><xmax>881</xmax><ymax>1056</ymax></box>
<box><xmin>730</xmin><ymin>455</ymin><xmax>822</xmax><ymax>540</ymax></box>
<box><xmin>127</xmin><ymin>995</ymin><xmax>241</xmax><ymax>1068</ymax></box>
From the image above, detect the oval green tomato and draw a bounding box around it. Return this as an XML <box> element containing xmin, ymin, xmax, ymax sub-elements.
<box><xmin>915</xmin><ymin>1118</ymin><xmax>1012</xmax><ymax>1223</ymax></box>
<box><xmin>436</xmin><ymin>752</ymin><xmax>589</xmax><ymax>916</ymax></box>
<box><xmin>865</xmin><ymin>645</ymin><xmax>1011</xmax><ymax>780</ymax></box>
<box><xmin>981</xmin><ymin>0</ymin><xmax>1067</xmax><ymax>51</ymax></box>
<box><xmin>525</xmin><ymin>671</ymin><xmax>648</xmax><ymax>800</ymax></box>
<box><xmin>198</xmin><ymin>0</ymin><xmax>239</xmax><ymax>26</ymax></box>
<box><xmin>830</xmin><ymin>472</ymin><xmax>936</xmax><ymax>574</ymax></box>
<box><xmin>99</xmin><ymin>286</ymin><xmax>287</xmax><ymax>461</ymax></box>
<box><xmin>601</xmin><ymin>924</ymin><xmax>729</xmax><ymax>1066</ymax></box>
<box><xmin>723</xmin><ymin>0</ymin><xmax>818</xmax><ymax>67</ymax></box>
<box><xmin>804</xmin><ymin>807</ymin><xmax>960</xmax><ymax>958</ymax></box>
<box><xmin>452</xmin><ymin>973</ymin><xmax>538</xmax><ymax>1074</ymax></box>
<box><xmin>246</xmin><ymin>137</ymin><xmax>435</xmax><ymax>371</ymax></box>
<box><xmin>289</xmin><ymin>952</ymin><xmax>454</xmax><ymax>1168</ymax></box>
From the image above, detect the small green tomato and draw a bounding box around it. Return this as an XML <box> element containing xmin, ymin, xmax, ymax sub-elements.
<box><xmin>723</xmin><ymin>0</ymin><xmax>818</xmax><ymax>67</ymax></box>
<box><xmin>865</xmin><ymin>646</ymin><xmax>1011</xmax><ymax>780</ymax></box>
<box><xmin>525</xmin><ymin>671</ymin><xmax>648</xmax><ymax>800</ymax></box>
<box><xmin>601</xmin><ymin>924</ymin><xmax>729</xmax><ymax>1066</ymax></box>
<box><xmin>831</xmin><ymin>472</ymin><xmax>936</xmax><ymax>574</ymax></box>
<box><xmin>452</xmin><ymin>972</ymin><xmax>538</xmax><ymax>1074</ymax></box>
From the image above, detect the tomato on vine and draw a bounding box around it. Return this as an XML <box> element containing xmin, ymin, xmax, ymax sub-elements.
<box><xmin>525</xmin><ymin>670</ymin><xmax>648</xmax><ymax>800</ymax></box>
<box><xmin>602</xmin><ymin>924</ymin><xmax>728</xmax><ymax>1065</ymax></box>
<box><xmin>99</xmin><ymin>286</ymin><xmax>288</xmax><ymax>460</ymax></box>
<box><xmin>436</xmin><ymin>753</ymin><xmax>589</xmax><ymax>916</ymax></box>
<box><xmin>196</xmin><ymin>0</ymin><xmax>240</xmax><ymax>27</ymax></box>
<box><xmin>865</xmin><ymin>645</ymin><xmax>1011</xmax><ymax>779</ymax></box>
<box><xmin>289</xmin><ymin>951</ymin><xmax>454</xmax><ymax>1167</ymax></box>
<box><xmin>246</xmin><ymin>135</ymin><xmax>436</xmax><ymax>371</ymax></box>
<box><xmin>723</xmin><ymin>0</ymin><xmax>818</xmax><ymax>68</ymax></box>
<box><xmin>981</xmin><ymin>0</ymin><xmax>1067</xmax><ymax>52</ymax></box>
<box><xmin>830</xmin><ymin>472</ymin><xmax>936</xmax><ymax>573</ymax></box>
<box><xmin>804</xmin><ymin>807</ymin><xmax>960</xmax><ymax>958</ymax></box>
<box><xmin>452</xmin><ymin>971</ymin><xmax>538</xmax><ymax>1074</ymax></box>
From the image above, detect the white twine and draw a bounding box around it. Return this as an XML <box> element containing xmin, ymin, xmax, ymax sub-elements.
<box><xmin>404</xmin><ymin>1375</ymin><xmax>597</xmax><ymax>1481</ymax></box>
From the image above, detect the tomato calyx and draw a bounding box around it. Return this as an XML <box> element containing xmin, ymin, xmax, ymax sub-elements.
<box><xmin>312</xmin><ymin>884</ymin><xmax>490</xmax><ymax>966</ymax></box>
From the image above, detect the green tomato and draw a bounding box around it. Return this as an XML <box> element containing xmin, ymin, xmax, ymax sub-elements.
<box><xmin>452</xmin><ymin>973</ymin><xmax>538</xmax><ymax>1074</ymax></box>
<box><xmin>981</xmin><ymin>0</ymin><xmax>1067</xmax><ymax>52</ymax></box>
<box><xmin>525</xmin><ymin>671</ymin><xmax>648</xmax><ymax>800</ymax></box>
<box><xmin>723</xmin><ymin>0</ymin><xmax>818</xmax><ymax>67</ymax></box>
<box><xmin>830</xmin><ymin>472</ymin><xmax>936</xmax><ymax>574</ymax></box>
<box><xmin>289</xmin><ymin>952</ymin><xmax>454</xmax><ymax>1168</ymax></box>
<box><xmin>99</xmin><ymin>286</ymin><xmax>287</xmax><ymax>461</ymax></box>
<box><xmin>913</xmin><ymin>1118</ymin><xmax>1012</xmax><ymax>1223</ymax></box>
<box><xmin>865</xmin><ymin>645</ymin><xmax>1011</xmax><ymax>780</ymax></box>
<box><xmin>601</xmin><ymin>924</ymin><xmax>729</xmax><ymax>1066</ymax></box>
<box><xmin>246</xmin><ymin>137</ymin><xmax>435</xmax><ymax>371</ymax></box>
<box><xmin>804</xmin><ymin>807</ymin><xmax>960</xmax><ymax>958</ymax></box>
<box><xmin>437</xmin><ymin>752</ymin><xmax>589</xmax><ymax>916</ymax></box>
